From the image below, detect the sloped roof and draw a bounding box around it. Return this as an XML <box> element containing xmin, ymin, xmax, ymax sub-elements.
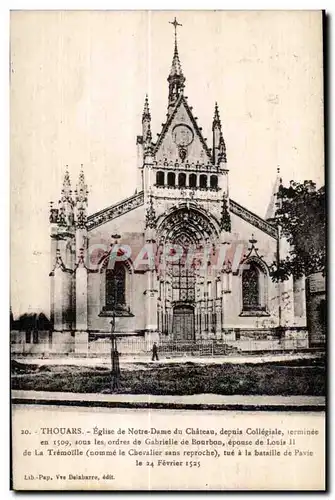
<box><xmin>265</xmin><ymin>173</ymin><xmax>282</xmax><ymax>221</ymax></box>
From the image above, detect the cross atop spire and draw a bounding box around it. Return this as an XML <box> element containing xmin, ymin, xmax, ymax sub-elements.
<box><xmin>168</xmin><ymin>17</ymin><xmax>184</xmax><ymax>79</ymax></box>
<box><xmin>169</xmin><ymin>17</ymin><xmax>182</xmax><ymax>41</ymax></box>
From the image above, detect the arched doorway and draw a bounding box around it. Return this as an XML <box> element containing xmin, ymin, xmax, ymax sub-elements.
<box><xmin>156</xmin><ymin>205</ymin><xmax>220</xmax><ymax>342</ymax></box>
<box><xmin>172</xmin><ymin>304</ymin><xmax>195</xmax><ymax>341</ymax></box>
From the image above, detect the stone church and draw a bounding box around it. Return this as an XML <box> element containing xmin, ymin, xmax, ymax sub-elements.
<box><xmin>48</xmin><ymin>21</ymin><xmax>308</xmax><ymax>353</ymax></box>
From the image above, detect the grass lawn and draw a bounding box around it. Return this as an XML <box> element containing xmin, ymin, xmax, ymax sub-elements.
<box><xmin>11</xmin><ymin>356</ymin><xmax>325</xmax><ymax>396</ymax></box>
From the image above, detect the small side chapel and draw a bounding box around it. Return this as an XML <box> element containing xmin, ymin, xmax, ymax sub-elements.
<box><xmin>49</xmin><ymin>19</ymin><xmax>307</xmax><ymax>352</ymax></box>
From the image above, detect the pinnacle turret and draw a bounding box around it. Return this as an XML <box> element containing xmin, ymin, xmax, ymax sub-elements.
<box><xmin>57</xmin><ymin>167</ymin><xmax>74</xmax><ymax>227</ymax></box>
<box><xmin>144</xmin><ymin>122</ymin><xmax>154</xmax><ymax>156</ymax></box>
<box><xmin>218</xmin><ymin>133</ymin><xmax>227</xmax><ymax>164</ymax></box>
<box><xmin>212</xmin><ymin>102</ymin><xmax>221</xmax><ymax>130</ymax></box>
<box><xmin>142</xmin><ymin>95</ymin><xmax>153</xmax><ymax>156</ymax></box>
<box><xmin>142</xmin><ymin>95</ymin><xmax>152</xmax><ymax>142</ymax></box>
<box><xmin>75</xmin><ymin>165</ymin><xmax>88</xmax><ymax>229</ymax></box>
<box><xmin>212</xmin><ymin>103</ymin><xmax>226</xmax><ymax>164</ymax></box>
<box><xmin>75</xmin><ymin>164</ymin><xmax>88</xmax><ymax>204</ymax></box>
<box><xmin>142</xmin><ymin>94</ymin><xmax>151</xmax><ymax>122</ymax></box>
<box><xmin>61</xmin><ymin>167</ymin><xmax>72</xmax><ymax>201</ymax></box>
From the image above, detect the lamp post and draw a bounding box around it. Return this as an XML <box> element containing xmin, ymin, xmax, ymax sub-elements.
<box><xmin>110</xmin><ymin>233</ymin><xmax>121</xmax><ymax>392</ymax></box>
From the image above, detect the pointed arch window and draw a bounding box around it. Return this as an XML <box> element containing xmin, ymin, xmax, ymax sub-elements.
<box><xmin>242</xmin><ymin>262</ymin><xmax>260</xmax><ymax>309</ymax></box>
<box><xmin>106</xmin><ymin>264</ymin><xmax>126</xmax><ymax>311</ymax></box>
<box><xmin>240</xmin><ymin>259</ymin><xmax>269</xmax><ymax>316</ymax></box>
<box><xmin>100</xmin><ymin>261</ymin><xmax>134</xmax><ymax>318</ymax></box>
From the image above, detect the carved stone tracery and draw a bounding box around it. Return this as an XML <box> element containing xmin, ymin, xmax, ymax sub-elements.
<box><xmin>145</xmin><ymin>194</ymin><xmax>157</xmax><ymax>229</ymax></box>
<box><xmin>157</xmin><ymin>206</ymin><xmax>219</xmax><ymax>246</ymax></box>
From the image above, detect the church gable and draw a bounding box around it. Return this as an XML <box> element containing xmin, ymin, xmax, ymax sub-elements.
<box><xmin>154</xmin><ymin>96</ymin><xmax>212</xmax><ymax>164</ymax></box>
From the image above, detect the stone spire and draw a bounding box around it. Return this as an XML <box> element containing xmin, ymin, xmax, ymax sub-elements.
<box><xmin>169</xmin><ymin>33</ymin><xmax>183</xmax><ymax>79</ymax></box>
<box><xmin>75</xmin><ymin>164</ymin><xmax>88</xmax><ymax>204</ymax></box>
<box><xmin>265</xmin><ymin>167</ymin><xmax>283</xmax><ymax>221</ymax></box>
<box><xmin>142</xmin><ymin>94</ymin><xmax>151</xmax><ymax>121</ymax></box>
<box><xmin>212</xmin><ymin>102</ymin><xmax>221</xmax><ymax>130</ymax></box>
<box><xmin>74</xmin><ymin>164</ymin><xmax>88</xmax><ymax>229</ymax></box>
<box><xmin>61</xmin><ymin>167</ymin><xmax>72</xmax><ymax>199</ymax></box>
<box><xmin>143</xmin><ymin>96</ymin><xmax>154</xmax><ymax>156</ymax></box>
<box><xmin>212</xmin><ymin>102</ymin><xmax>227</xmax><ymax>165</ymax></box>
<box><xmin>212</xmin><ymin>102</ymin><xmax>222</xmax><ymax>164</ymax></box>
<box><xmin>57</xmin><ymin>167</ymin><xmax>74</xmax><ymax>227</ymax></box>
<box><xmin>167</xmin><ymin>17</ymin><xmax>185</xmax><ymax>113</ymax></box>
<box><xmin>142</xmin><ymin>94</ymin><xmax>151</xmax><ymax>142</ymax></box>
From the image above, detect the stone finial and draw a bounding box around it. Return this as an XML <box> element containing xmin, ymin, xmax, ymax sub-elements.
<box><xmin>212</xmin><ymin>102</ymin><xmax>222</xmax><ymax>130</ymax></box>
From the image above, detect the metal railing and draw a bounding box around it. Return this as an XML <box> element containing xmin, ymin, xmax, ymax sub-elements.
<box><xmin>11</xmin><ymin>334</ymin><xmax>310</xmax><ymax>357</ymax></box>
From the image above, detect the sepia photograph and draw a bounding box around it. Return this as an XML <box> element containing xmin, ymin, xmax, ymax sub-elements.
<box><xmin>10</xmin><ymin>10</ymin><xmax>326</xmax><ymax>490</ymax></box>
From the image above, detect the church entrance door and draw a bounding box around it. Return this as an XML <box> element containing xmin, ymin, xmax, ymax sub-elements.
<box><xmin>172</xmin><ymin>304</ymin><xmax>195</xmax><ymax>341</ymax></box>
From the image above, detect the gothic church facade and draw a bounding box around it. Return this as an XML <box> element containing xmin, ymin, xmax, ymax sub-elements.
<box><xmin>49</xmin><ymin>22</ymin><xmax>307</xmax><ymax>352</ymax></box>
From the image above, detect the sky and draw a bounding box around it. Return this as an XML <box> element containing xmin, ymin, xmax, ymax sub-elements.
<box><xmin>10</xmin><ymin>10</ymin><xmax>324</xmax><ymax>318</ymax></box>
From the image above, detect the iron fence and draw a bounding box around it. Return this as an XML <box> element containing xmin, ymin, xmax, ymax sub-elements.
<box><xmin>11</xmin><ymin>333</ymin><xmax>310</xmax><ymax>357</ymax></box>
